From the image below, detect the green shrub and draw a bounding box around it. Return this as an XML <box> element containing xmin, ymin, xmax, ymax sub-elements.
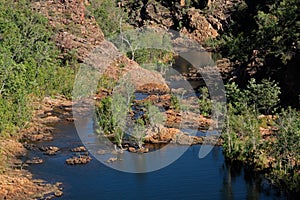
<box><xmin>226</xmin><ymin>78</ymin><xmax>281</xmax><ymax>114</ymax></box>
<box><xmin>170</xmin><ymin>94</ymin><xmax>180</xmax><ymax>111</ymax></box>
<box><xmin>223</xmin><ymin>102</ymin><xmax>300</xmax><ymax>191</ymax></box>
<box><xmin>246</xmin><ymin>78</ymin><xmax>281</xmax><ymax>114</ymax></box>
<box><xmin>131</xmin><ymin>118</ymin><xmax>146</xmax><ymax>149</ymax></box>
<box><xmin>268</xmin><ymin>107</ymin><xmax>300</xmax><ymax>192</ymax></box>
<box><xmin>198</xmin><ymin>87</ymin><xmax>212</xmax><ymax>116</ymax></box>
<box><xmin>222</xmin><ymin>105</ymin><xmax>262</xmax><ymax>163</ymax></box>
<box><xmin>88</xmin><ymin>0</ymin><xmax>126</xmax><ymax>37</ymax></box>
<box><xmin>96</xmin><ymin>94</ymin><xmax>130</xmax><ymax>148</ymax></box>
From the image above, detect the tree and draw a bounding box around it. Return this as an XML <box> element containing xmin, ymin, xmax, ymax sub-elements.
<box><xmin>270</xmin><ymin>108</ymin><xmax>300</xmax><ymax>191</ymax></box>
<box><xmin>131</xmin><ymin>118</ymin><xmax>146</xmax><ymax>149</ymax></box>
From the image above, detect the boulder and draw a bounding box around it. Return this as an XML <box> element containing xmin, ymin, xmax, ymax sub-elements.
<box><xmin>180</xmin><ymin>8</ymin><xmax>218</xmax><ymax>43</ymax></box>
<box><xmin>39</xmin><ymin>146</ymin><xmax>60</xmax><ymax>155</ymax></box>
<box><xmin>26</xmin><ymin>157</ymin><xmax>44</xmax><ymax>164</ymax></box>
<box><xmin>106</xmin><ymin>157</ymin><xmax>117</xmax><ymax>163</ymax></box>
<box><xmin>66</xmin><ymin>155</ymin><xmax>92</xmax><ymax>165</ymax></box>
<box><xmin>137</xmin><ymin>147</ymin><xmax>149</xmax><ymax>153</ymax></box>
<box><xmin>128</xmin><ymin>147</ymin><xmax>137</xmax><ymax>153</ymax></box>
<box><xmin>71</xmin><ymin>146</ymin><xmax>87</xmax><ymax>152</ymax></box>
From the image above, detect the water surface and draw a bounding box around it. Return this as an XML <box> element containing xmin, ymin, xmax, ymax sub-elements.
<box><xmin>26</xmin><ymin>121</ymin><xmax>285</xmax><ymax>200</ymax></box>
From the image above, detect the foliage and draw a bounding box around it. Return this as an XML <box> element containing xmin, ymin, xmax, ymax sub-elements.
<box><xmin>97</xmin><ymin>75</ymin><xmax>117</xmax><ymax>91</ymax></box>
<box><xmin>245</xmin><ymin>78</ymin><xmax>281</xmax><ymax>113</ymax></box>
<box><xmin>96</xmin><ymin>97</ymin><xmax>115</xmax><ymax>135</ymax></box>
<box><xmin>198</xmin><ymin>86</ymin><xmax>212</xmax><ymax>116</ymax></box>
<box><xmin>111</xmin><ymin>27</ymin><xmax>173</xmax><ymax>65</ymax></box>
<box><xmin>223</xmin><ymin>102</ymin><xmax>300</xmax><ymax>192</ymax></box>
<box><xmin>226</xmin><ymin>78</ymin><xmax>281</xmax><ymax>114</ymax></box>
<box><xmin>268</xmin><ymin>107</ymin><xmax>300</xmax><ymax>192</ymax></box>
<box><xmin>129</xmin><ymin>49</ymin><xmax>174</xmax><ymax>66</ymax></box>
<box><xmin>146</xmin><ymin>104</ymin><xmax>165</xmax><ymax>127</ymax></box>
<box><xmin>170</xmin><ymin>94</ymin><xmax>180</xmax><ymax>111</ymax></box>
<box><xmin>222</xmin><ymin>105</ymin><xmax>262</xmax><ymax>164</ymax></box>
<box><xmin>223</xmin><ymin>77</ymin><xmax>298</xmax><ymax>191</ymax></box>
<box><xmin>96</xmin><ymin>94</ymin><xmax>130</xmax><ymax>148</ymax></box>
<box><xmin>88</xmin><ymin>0</ymin><xmax>127</xmax><ymax>37</ymax></box>
<box><xmin>0</xmin><ymin>1</ymin><xmax>75</xmax><ymax>135</ymax></box>
<box><xmin>225</xmin><ymin>81</ymin><xmax>247</xmax><ymax>113</ymax></box>
<box><xmin>212</xmin><ymin>0</ymin><xmax>299</xmax><ymax>64</ymax></box>
<box><xmin>131</xmin><ymin>102</ymin><xmax>165</xmax><ymax>148</ymax></box>
<box><xmin>131</xmin><ymin>118</ymin><xmax>146</xmax><ymax>149</ymax></box>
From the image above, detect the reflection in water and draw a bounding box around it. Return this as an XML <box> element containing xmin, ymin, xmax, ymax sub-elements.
<box><xmin>171</xmin><ymin>56</ymin><xmax>205</xmax><ymax>91</ymax></box>
<box><xmin>221</xmin><ymin>160</ymin><xmax>285</xmax><ymax>200</ymax></box>
<box><xmin>221</xmin><ymin>161</ymin><xmax>239</xmax><ymax>200</ymax></box>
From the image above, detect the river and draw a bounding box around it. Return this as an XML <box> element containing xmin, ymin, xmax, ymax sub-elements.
<box><xmin>25</xmin><ymin>54</ymin><xmax>289</xmax><ymax>199</ymax></box>
<box><xmin>26</xmin><ymin>120</ymin><xmax>286</xmax><ymax>199</ymax></box>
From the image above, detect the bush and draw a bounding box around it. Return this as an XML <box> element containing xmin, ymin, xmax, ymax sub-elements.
<box><xmin>222</xmin><ymin>102</ymin><xmax>300</xmax><ymax>192</ymax></box>
<box><xmin>131</xmin><ymin>118</ymin><xmax>146</xmax><ymax>149</ymax></box>
<box><xmin>210</xmin><ymin>0</ymin><xmax>299</xmax><ymax>64</ymax></box>
<box><xmin>88</xmin><ymin>0</ymin><xmax>125</xmax><ymax>37</ymax></box>
<box><xmin>198</xmin><ymin>87</ymin><xmax>212</xmax><ymax>116</ymax></box>
<box><xmin>222</xmin><ymin>105</ymin><xmax>262</xmax><ymax>163</ymax></box>
<box><xmin>96</xmin><ymin>94</ymin><xmax>130</xmax><ymax>148</ymax></box>
<box><xmin>226</xmin><ymin>78</ymin><xmax>281</xmax><ymax>114</ymax></box>
<box><xmin>268</xmin><ymin>107</ymin><xmax>300</xmax><ymax>192</ymax></box>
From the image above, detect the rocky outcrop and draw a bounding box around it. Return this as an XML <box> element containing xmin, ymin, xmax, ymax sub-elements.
<box><xmin>0</xmin><ymin>170</ymin><xmax>63</xmax><ymax>200</ymax></box>
<box><xmin>32</xmin><ymin>0</ymin><xmax>104</xmax><ymax>62</ymax></box>
<box><xmin>106</xmin><ymin>157</ymin><xmax>118</xmax><ymax>163</ymax></box>
<box><xmin>66</xmin><ymin>154</ymin><xmax>92</xmax><ymax>165</ymax></box>
<box><xmin>128</xmin><ymin>147</ymin><xmax>149</xmax><ymax>153</ymax></box>
<box><xmin>122</xmin><ymin>0</ymin><xmax>243</xmax><ymax>44</ymax></box>
<box><xmin>71</xmin><ymin>146</ymin><xmax>87</xmax><ymax>152</ymax></box>
<box><xmin>180</xmin><ymin>8</ymin><xmax>218</xmax><ymax>43</ymax></box>
<box><xmin>26</xmin><ymin>157</ymin><xmax>44</xmax><ymax>165</ymax></box>
<box><xmin>144</xmin><ymin>124</ymin><xmax>205</xmax><ymax>145</ymax></box>
<box><xmin>84</xmin><ymin>39</ymin><xmax>170</xmax><ymax>96</ymax></box>
<box><xmin>127</xmin><ymin>66</ymin><xmax>170</xmax><ymax>94</ymax></box>
<box><xmin>39</xmin><ymin>146</ymin><xmax>60</xmax><ymax>155</ymax></box>
<box><xmin>144</xmin><ymin>1</ymin><xmax>174</xmax><ymax>27</ymax></box>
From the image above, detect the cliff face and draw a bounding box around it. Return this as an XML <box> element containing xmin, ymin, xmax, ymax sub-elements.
<box><xmin>121</xmin><ymin>0</ymin><xmax>243</xmax><ymax>44</ymax></box>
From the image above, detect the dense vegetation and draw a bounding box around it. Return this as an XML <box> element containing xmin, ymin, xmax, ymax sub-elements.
<box><xmin>215</xmin><ymin>0</ymin><xmax>299</xmax><ymax>63</ymax></box>
<box><xmin>222</xmin><ymin>79</ymin><xmax>299</xmax><ymax>192</ymax></box>
<box><xmin>209</xmin><ymin>0</ymin><xmax>300</xmax><ymax>192</ymax></box>
<box><xmin>0</xmin><ymin>1</ymin><xmax>75</xmax><ymax>136</ymax></box>
<box><xmin>210</xmin><ymin>0</ymin><xmax>300</xmax><ymax>107</ymax></box>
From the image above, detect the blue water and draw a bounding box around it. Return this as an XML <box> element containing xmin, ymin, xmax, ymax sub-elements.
<box><xmin>26</xmin><ymin>121</ymin><xmax>286</xmax><ymax>200</ymax></box>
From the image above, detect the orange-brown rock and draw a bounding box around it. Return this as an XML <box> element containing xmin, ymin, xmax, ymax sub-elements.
<box><xmin>26</xmin><ymin>157</ymin><xmax>44</xmax><ymax>165</ymax></box>
<box><xmin>128</xmin><ymin>147</ymin><xmax>137</xmax><ymax>153</ymax></box>
<box><xmin>71</xmin><ymin>146</ymin><xmax>87</xmax><ymax>152</ymax></box>
<box><xmin>135</xmin><ymin>94</ymin><xmax>171</xmax><ymax>108</ymax></box>
<box><xmin>106</xmin><ymin>157</ymin><xmax>118</xmax><ymax>163</ymax></box>
<box><xmin>180</xmin><ymin>8</ymin><xmax>218</xmax><ymax>43</ymax></box>
<box><xmin>66</xmin><ymin>154</ymin><xmax>92</xmax><ymax>165</ymax></box>
<box><xmin>39</xmin><ymin>146</ymin><xmax>60</xmax><ymax>155</ymax></box>
<box><xmin>144</xmin><ymin>125</ymin><xmax>182</xmax><ymax>143</ymax></box>
<box><xmin>32</xmin><ymin>0</ymin><xmax>104</xmax><ymax>62</ymax></box>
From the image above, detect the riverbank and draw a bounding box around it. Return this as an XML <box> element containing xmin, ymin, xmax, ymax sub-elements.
<box><xmin>0</xmin><ymin>96</ymin><xmax>73</xmax><ymax>199</ymax></box>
